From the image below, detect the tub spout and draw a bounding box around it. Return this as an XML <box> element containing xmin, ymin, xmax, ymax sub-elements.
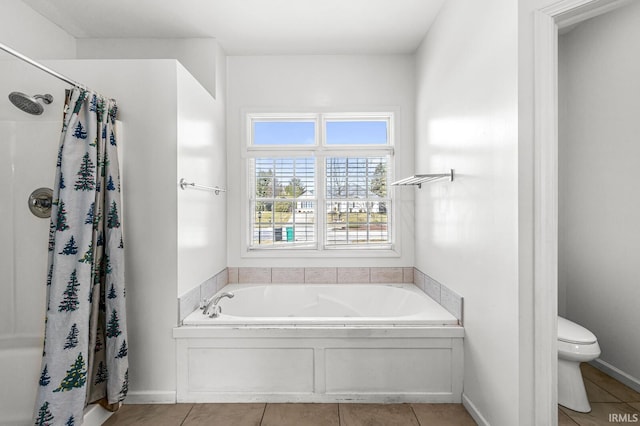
<box><xmin>202</xmin><ymin>292</ymin><xmax>234</xmax><ymax>318</ymax></box>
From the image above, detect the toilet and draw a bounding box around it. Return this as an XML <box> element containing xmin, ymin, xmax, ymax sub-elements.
<box><xmin>557</xmin><ymin>316</ymin><xmax>601</xmax><ymax>413</ymax></box>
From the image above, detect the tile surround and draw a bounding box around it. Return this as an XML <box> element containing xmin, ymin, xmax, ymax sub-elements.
<box><xmin>177</xmin><ymin>266</ymin><xmax>463</xmax><ymax>324</ymax></box>
<box><xmin>414</xmin><ymin>268</ymin><xmax>463</xmax><ymax>324</ymax></box>
<box><xmin>337</xmin><ymin>267</ymin><xmax>370</xmax><ymax>284</ymax></box>
<box><xmin>370</xmin><ymin>267</ymin><xmax>403</xmax><ymax>283</ymax></box>
<box><xmin>238</xmin><ymin>267</ymin><xmax>272</xmax><ymax>284</ymax></box>
<box><xmin>272</xmin><ymin>267</ymin><xmax>305</xmax><ymax>283</ymax></box>
<box><xmin>304</xmin><ymin>267</ymin><xmax>337</xmax><ymax>284</ymax></box>
<box><xmin>178</xmin><ymin>268</ymin><xmax>229</xmax><ymax>322</ymax></box>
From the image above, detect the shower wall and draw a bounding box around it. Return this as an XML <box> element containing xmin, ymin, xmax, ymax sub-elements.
<box><xmin>0</xmin><ymin>59</ymin><xmax>69</xmax><ymax>341</ymax></box>
<box><xmin>0</xmin><ymin>60</ymin><xmax>69</xmax><ymax>424</ymax></box>
<box><xmin>0</xmin><ymin>120</ymin><xmax>60</xmax><ymax>340</ymax></box>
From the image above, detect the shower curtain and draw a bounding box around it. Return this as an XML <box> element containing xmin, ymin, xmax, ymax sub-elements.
<box><xmin>34</xmin><ymin>88</ymin><xmax>128</xmax><ymax>426</ymax></box>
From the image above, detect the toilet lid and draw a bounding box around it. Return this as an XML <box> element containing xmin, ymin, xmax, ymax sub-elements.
<box><xmin>558</xmin><ymin>316</ymin><xmax>597</xmax><ymax>344</ymax></box>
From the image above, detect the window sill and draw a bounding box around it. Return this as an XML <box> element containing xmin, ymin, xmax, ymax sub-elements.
<box><xmin>242</xmin><ymin>247</ymin><xmax>401</xmax><ymax>259</ymax></box>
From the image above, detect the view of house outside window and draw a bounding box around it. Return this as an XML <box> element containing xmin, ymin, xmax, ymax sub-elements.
<box><xmin>247</xmin><ymin>113</ymin><xmax>394</xmax><ymax>251</ymax></box>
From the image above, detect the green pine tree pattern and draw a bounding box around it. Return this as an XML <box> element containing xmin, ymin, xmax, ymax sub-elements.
<box><xmin>78</xmin><ymin>244</ymin><xmax>93</xmax><ymax>264</ymax></box>
<box><xmin>39</xmin><ymin>364</ymin><xmax>51</xmax><ymax>386</ymax></box>
<box><xmin>99</xmin><ymin>150</ymin><xmax>110</xmax><ymax>177</ymax></box>
<box><xmin>94</xmin><ymin>361</ymin><xmax>107</xmax><ymax>385</ymax></box>
<box><xmin>118</xmin><ymin>369</ymin><xmax>129</xmax><ymax>402</ymax></box>
<box><xmin>84</xmin><ymin>203</ymin><xmax>94</xmax><ymax>225</ymax></box>
<box><xmin>106</xmin><ymin>309</ymin><xmax>121</xmax><ymax>338</ymax></box>
<box><xmin>106</xmin><ymin>201</ymin><xmax>120</xmax><ymax>229</ymax></box>
<box><xmin>34</xmin><ymin>401</ymin><xmax>54</xmax><ymax>426</ymax></box>
<box><xmin>104</xmin><ymin>254</ymin><xmax>112</xmax><ymax>275</ymax></box>
<box><xmin>74</xmin><ymin>152</ymin><xmax>95</xmax><ymax>191</ymax></box>
<box><xmin>108</xmin><ymin>283</ymin><xmax>117</xmax><ymax>299</ymax></box>
<box><xmin>72</xmin><ymin>122</ymin><xmax>87</xmax><ymax>139</ymax></box>
<box><xmin>115</xmin><ymin>340</ymin><xmax>128</xmax><ymax>359</ymax></box>
<box><xmin>106</xmin><ymin>175</ymin><xmax>116</xmax><ymax>191</ymax></box>
<box><xmin>94</xmin><ymin>327</ymin><xmax>103</xmax><ymax>353</ymax></box>
<box><xmin>36</xmin><ymin>89</ymin><xmax>128</xmax><ymax>424</ymax></box>
<box><xmin>59</xmin><ymin>235</ymin><xmax>78</xmax><ymax>255</ymax></box>
<box><xmin>53</xmin><ymin>352</ymin><xmax>87</xmax><ymax>392</ymax></box>
<box><xmin>48</xmin><ymin>221</ymin><xmax>56</xmax><ymax>252</ymax></box>
<box><xmin>46</xmin><ymin>264</ymin><xmax>53</xmax><ymax>287</ymax></box>
<box><xmin>92</xmin><ymin>204</ymin><xmax>102</xmax><ymax>230</ymax></box>
<box><xmin>56</xmin><ymin>143</ymin><xmax>64</xmax><ymax>167</ymax></box>
<box><xmin>63</xmin><ymin>323</ymin><xmax>79</xmax><ymax>349</ymax></box>
<box><xmin>55</xmin><ymin>200</ymin><xmax>70</xmax><ymax>231</ymax></box>
<box><xmin>58</xmin><ymin>269</ymin><xmax>80</xmax><ymax>312</ymax></box>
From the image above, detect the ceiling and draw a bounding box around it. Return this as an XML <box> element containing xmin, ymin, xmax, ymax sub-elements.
<box><xmin>23</xmin><ymin>0</ymin><xmax>446</xmax><ymax>55</ymax></box>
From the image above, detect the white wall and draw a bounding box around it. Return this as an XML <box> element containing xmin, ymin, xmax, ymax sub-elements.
<box><xmin>558</xmin><ymin>1</ymin><xmax>640</xmax><ymax>383</ymax></box>
<box><xmin>0</xmin><ymin>0</ymin><xmax>76</xmax><ymax>59</ymax></box>
<box><xmin>226</xmin><ymin>55</ymin><xmax>415</xmax><ymax>268</ymax></box>
<box><xmin>76</xmin><ymin>38</ymin><xmax>219</xmax><ymax>98</ymax></box>
<box><xmin>177</xmin><ymin>49</ymin><xmax>227</xmax><ymax>296</ymax></box>
<box><xmin>414</xmin><ymin>1</ymin><xmax>519</xmax><ymax>424</ymax></box>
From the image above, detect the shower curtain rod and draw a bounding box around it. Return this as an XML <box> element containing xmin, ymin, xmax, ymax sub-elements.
<box><xmin>1</xmin><ymin>41</ymin><xmax>85</xmax><ymax>89</ymax></box>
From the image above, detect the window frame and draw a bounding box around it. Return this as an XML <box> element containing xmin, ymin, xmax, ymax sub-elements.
<box><xmin>243</xmin><ymin>111</ymin><xmax>398</xmax><ymax>257</ymax></box>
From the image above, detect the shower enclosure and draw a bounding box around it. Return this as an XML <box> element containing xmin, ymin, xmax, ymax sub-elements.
<box><xmin>1</xmin><ymin>47</ymin><xmax>227</xmax><ymax>420</ymax></box>
<box><xmin>0</xmin><ymin>65</ymin><xmax>63</xmax><ymax>423</ymax></box>
<box><xmin>0</xmin><ymin>56</ymin><xmax>114</xmax><ymax>426</ymax></box>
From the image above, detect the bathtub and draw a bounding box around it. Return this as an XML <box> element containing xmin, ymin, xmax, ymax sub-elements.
<box><xmin>183</xmin><ymin>283</ymin><xmax>459</xmax><ymax>326</ymax></box>
<box><xmin>174</xmin><ymin>283</ymin><xmax>464</xmax><ymax>403</ymax></box>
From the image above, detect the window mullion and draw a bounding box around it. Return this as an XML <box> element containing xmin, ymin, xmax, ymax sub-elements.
<box><xmin>317</xmin><ymin>117</ymin><xmax>326</xmax><ymax>249</ymax></box>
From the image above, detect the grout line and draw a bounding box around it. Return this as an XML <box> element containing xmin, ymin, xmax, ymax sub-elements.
<box><xmin>179</xmin><ymin>404</ymin><xmax>195</xmax><ymax>426</ymax></box>
<box><xmin>337</xmin><ymin>403</ymin><xmax>341</xmax><ymax>426</ymax></box>
<box><xmin>259</xmin><ymin>403</ymin><xmax>267</xmax><ymax>426</ymax></box>
<box><xmin>624</xmin><ymin>402</ymin><xmax>640</xmax><ymax>414</ymax></box>
<box><xmin>409</xmin><ymin>404</ymin><xmax>422</xmax><ymax>426</ymax></box>
<box><xmin>558</xmin><ymin>408</ymin><xmax>580</xmax><ymax>426</ymax></box>
<box><xmin>584</xmin><ymin>377</ymin><xmax>623</xmax><ymax>403</ymax></box>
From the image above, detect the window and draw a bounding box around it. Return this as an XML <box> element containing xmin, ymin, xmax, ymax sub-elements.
<box><xmin>247</xmin><ymin>113</ymin><xmax>394</xmax><ymax>251</ymax></box>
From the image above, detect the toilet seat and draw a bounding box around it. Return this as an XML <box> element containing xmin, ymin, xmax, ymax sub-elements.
<box><xmin>558</xmin><ymin>316</ymin><xmax>597</xmax><ymax>345</ymax></box>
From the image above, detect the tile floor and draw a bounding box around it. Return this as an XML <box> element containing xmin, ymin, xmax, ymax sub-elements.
<box><xmin>103</xmin><ymin>363</ymin><xmax>640</xmax><ymax>426</ymax></box>
<box><xmin>559</xmin><ymin>364</ymin><xmax>640</xmax><ymax>425</ymax></box>
<box><xmin>103</xmin><ymin>403</ymin><xmax>476</xmax><ymax>426</ymax></box>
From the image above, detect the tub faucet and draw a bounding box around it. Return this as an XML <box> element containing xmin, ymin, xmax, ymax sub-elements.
<box><xmin>201</xmin><ymin>292</ymin><xmax>234</xmax><ymax>318</ymax></box>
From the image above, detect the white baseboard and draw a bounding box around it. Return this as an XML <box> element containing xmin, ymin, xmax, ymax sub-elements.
<box><xmin>462</xmin><ymin>393</ymin><xmax>490</xmax><ymax>426</ymax></box>
<box><xmin>124</xmin><ymin>390</ymin><xmax>177</xmax><ymax>404</ymax></box>
<box><xmin>591</xmin><ymin>359</ymin><xmax>640</xmax><ymax>393</ymax></box>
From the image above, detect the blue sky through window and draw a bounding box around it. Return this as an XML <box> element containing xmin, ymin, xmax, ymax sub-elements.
<box><xmin>253</xmin><ymin>121</ymin><xmax>315</xmax><ymax>145</ymax></box>
<box><xmin>326</xmin><ymin>121</ymin><xmax>387</xmax><ymax>145</ymax></box>
<box><xmin>253</xmin><ymin>120</ymin><xmax>388</xmax><ymax>146</ymax></box>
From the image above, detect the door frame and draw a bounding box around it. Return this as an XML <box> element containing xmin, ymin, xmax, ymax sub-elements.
<box><xmin>532</xmin><ymin>0</ymin><xmax>631</xmax><ymax>424</ymax></box>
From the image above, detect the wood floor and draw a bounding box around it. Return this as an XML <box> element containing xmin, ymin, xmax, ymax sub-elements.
<box><xmin>559</xmin><ymin>364</ymin><xmax>640</xmax><ymax>425</ymax></box>
<box><xmin>103</xmin><ymin>364</ymin><xmax>640</xmax><ymax>426</ymax></box>
<box><xmin>103</xmin><ymin>403</ymin><xmax>476</xmax><ymax>426</ymax></box>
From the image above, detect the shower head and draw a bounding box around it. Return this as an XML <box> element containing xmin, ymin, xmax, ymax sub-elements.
<box><xmin>8</xmin><ymin>92</ymin><xmax>53</xmax><ymax>115</ymax></box>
